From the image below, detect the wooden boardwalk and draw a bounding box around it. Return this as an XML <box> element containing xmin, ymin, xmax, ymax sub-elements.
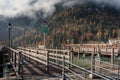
<box><xmin>0</xmin><ymin>46</ymin><xmax>120</xmax><ymax>80</ymax></box>
<box><xmin>66</xmin><ymin>44</ymin><xmax>119</xmax><ymax>56</ymax></box>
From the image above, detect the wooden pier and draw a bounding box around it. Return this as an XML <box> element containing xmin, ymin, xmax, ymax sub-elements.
<box><xmin>66</xmin><ymin>44</ymin><xmax>119</xmax><ymax>56</ymax></box>
<box><xmin>0</xmin><ymin>45</ymin><xmax>120</xmax><ymax>80</ymax></box>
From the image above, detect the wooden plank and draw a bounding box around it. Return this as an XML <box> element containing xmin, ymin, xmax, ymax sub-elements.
<box><xmin>49</xmin><ymin>53</ymin><xmax>69</xmax><ymax>59</ymax></box>
<box><xmin>10</xmin><ymin>48</ymin><xmax>19</xmax><ymax>54</ymax></box>
<box><xmin>38</xmin><ymin>50</ymin><xmax>48</xmax><ymax>54</ymax></box>
<box><xmin>23</xmin><ymin>51</ymin><xmax>47</xmax><ymax>60</ymax></box>
<box><xmin>111</xmin><ymin>48</ymin><xmax>114</xmax><ymax>69</ymax></box>
<box><xmin>18</xmin><ymin>50</ymin><xmax>47</xmax><ymax>61</ymax></box>
<box><xmin>49</xmin><ymin>56</ymin><xmax>69</xmax><ymax>63</ymax></box>
<box><xmin>22</xmin><ymin>53</ymin><xmax>47</xmax><ymax>65</ymax></box>
<box><xmin>47</xmin><ymin>49</ymin><xmax>69</xmax><ymax>53</ymax></box>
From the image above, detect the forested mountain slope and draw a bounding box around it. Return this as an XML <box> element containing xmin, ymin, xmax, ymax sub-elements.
<box><xmin>14</xmin><ymin>3</ymin><xmax>120</xmax><ymax>48</ymax></box>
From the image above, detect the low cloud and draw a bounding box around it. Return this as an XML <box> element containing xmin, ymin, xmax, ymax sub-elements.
<box><xmin>0</xmin><ymin>0</ymin><xmax>62</xmax><ymax>18</ymax></box>
<box><xmin>63</xmin><ymin>0</ymin><xmax>120</xmax><ymax>9</ymax></box>
<box><xmin>0</xmin><ymin>0</ymin><xmax>120</xmax><ymax>19</ymax></box>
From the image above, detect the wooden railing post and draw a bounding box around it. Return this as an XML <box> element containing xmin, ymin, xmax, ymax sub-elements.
<box><xmin>11</xmin><ymin>51</ymin><xmax>13</xmax><ymax>62</ymax></box>
<box><xmin>53</xmin><ymin>50</ymin><xmax>56</xmax><ymax>63</ymax></box>
<box><xmin>111</xmin><ymin>48</ymin><xmax>114</xmax><ymax>69</ymax></box>
<box><xmin>68</xmin><ymin>51</ymin><xmax>71</xmax><ymax>68</ymax></box>
<box><xmin>36</xmin><ymin>51</ymin><xmax>39</xmax><ymax>65</ymax></box>
<box><xmin>46</xmin><ymin>51</ymin><xmax>49</xmax><ymax>71</ymax></box>
<box><xmin>91</xmin><ymin>48</ymin><xmax>95</xmax><ymax>72</ymax></box>
<box><xmin>70</xmin><ymin>49</ymin><xmax>73</xmax><ymax>68</ymax></box>
<box><xmin>18</xmin><ymin>51</ymin><xmax>24</xmax><ymax>78</ymax></box>
<box><xmin>62</xmin><ymin>52</ymin><xmax>66</xmax><ymax>80</ymax></box>
<box><xmin>14</xmin><ymin>52</ymin><xmax>17</xmax><ymax>67</ymax></box>
<box><xmin>106</xmin><ymin>48</ymin><xmax>107</xmax><ymax>54</ymax></box>
<box><xmin>88</xmin><ymin>47</ymin><xmax>89</xmax><ymax>52</ymax></box>
<box><xmin>95</xmin><ymin>53</ymin><xmax>101</xmax><ymax>73</ymax></box>
<box><xmin>56</xmin><ymin>47</ymin><xmax>58</xmax><ymax>64</ymax></box>
<box><xmin>21</xmin><ymin>54</ymin><xmax>24</xmax><ymax>79</ymax></box>
<box><xmin>78</xmin><ymin>47</ymin><xmax>80</xmax><ymax>60</ymax></box>
<box><xmin>18</xmin><ymin>52</ymin><xmax>21</xmax><ymax>75</ymax></box>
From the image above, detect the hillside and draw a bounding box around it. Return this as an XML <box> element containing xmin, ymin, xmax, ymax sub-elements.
<box><xmin>14</xmin><ymin>3</ymin><xmax>120</xmax><ymax>48</ymax></box>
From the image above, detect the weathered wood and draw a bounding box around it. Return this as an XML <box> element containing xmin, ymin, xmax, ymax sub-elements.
<box><xmin>66</xmin><ymin>44</ymin><xmax>119</xmax><ymax>57</ymax></box>
<box><xmin>14</xmin><ymin>52</ymin><xmax>16</xmax><ymax>67</ymax></box>
<box><xmin>87</xmin><ymin>74</ymin><xmax>93</xmax><ymax>80</ymax></box>
<box><xmin>49</xmin><ymin>56</ymin><xmax>69</xmax><ymax>63</ymax></box>
<box><xmin>18</xmin><ymin>50</ymin><xmax>47</xmax><ymax>60</ymax></box>
<box><xmin>78</xmin><ymin>47</ymin><xmax>80</xmax><ymax>60</ymax></box>
<box><xmin>11</xmin><ymin>51</ymin><xmax>13</xmax><ymax>62</ymax></box>
<box><xmin>95</xmin><ymin>54</ymin><xmax>101</xmax><ymax>73</ymax></box>
<box><xmin>47</xmin><ymin>49</ymin><xmax>69</xmax><ymax>53</ymax></box>
<box><xmin>49</xmin><ymin>53</ymin><xmax>69</xmax><ymax>59</ymax></box>
<box><xmin>91</xmin><ymin>48</ymin><xmax>95</xmax><ymax>72</ymax></box>
<box><xmin>68</xmin><ymin>51</ymin><xmax>71</xmax><ymax>68</ymax></box>
<box><xmin>46</xmin><ymin>51</ymin><xmax>49</xmax><ymax>71</ymax></box>
<box><xmin>23</xmin><ymin>53</ymin><xmax>47</xmax><ymax>65</ymax></box>
<box><xmin>55</xmin><ymin>47</ymin><xmax>58</xmax><ymax>63</ymax></box>
<box><xmin>21</xmin><ymin>54</ymin><xmax>24</xmax><ymax>79</ymax></box>
<box><xmin>111</xmin><ymin>48</ymin><xmax>114</xmax><ymax>69</ymax></box>
<box><xmin>62</xmin><ymin>52</ymin><xmax>65</xmax><ymax>80</ymax></box>
<box><xmin>70</xmin><ymin>49</ymin><xmax>73</xmax><ymax>68</ymax></box>
<box><xmin>14</xmin><ymin>47</ymin><xmax>72</xmax><ymax>76</ymax></box>
<box><xmin>18</xmin><ymin>52</ymin><xmax>21</xmax><ymax>75</ymax></box>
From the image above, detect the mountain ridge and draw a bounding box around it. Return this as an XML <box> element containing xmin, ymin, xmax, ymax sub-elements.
<box><xmin>13</xmin><ymin>4</ymin><xmax>120</xmax><ymax>48</ymax></box>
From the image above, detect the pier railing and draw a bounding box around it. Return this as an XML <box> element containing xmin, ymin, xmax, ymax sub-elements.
<box><xmin>1</xmin><ymin>46</ymin><xmax>119</xmax><ymax>80</ymax></box>
<box><xmin>17</xmin><ymin>47</ymin><xmax>72</xmax><ymax>70</ymax></box>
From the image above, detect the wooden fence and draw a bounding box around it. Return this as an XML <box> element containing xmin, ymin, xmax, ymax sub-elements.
<box><xmin>1</xmin><ymin>47</ymin><xmax>119</xmax><ymax>79</ymax></box>
<box><xmin>17</xmin><ymin>47</ymin><xmax>72</xmax><ymax>70</ymax></box>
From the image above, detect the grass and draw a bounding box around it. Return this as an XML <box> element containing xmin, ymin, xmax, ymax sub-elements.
<box><xmin>73</xmin><ymin>55</ymin><xmax>92</xmax><ymax>69</ymax></box>
<box><xmin>72</xmin><ymin>54</ymin><xmax>118</xmax><ymax>69</ymax></box>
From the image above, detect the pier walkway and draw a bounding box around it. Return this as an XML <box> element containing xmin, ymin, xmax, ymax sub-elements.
<box><xmin>0</xmin><ymin>45</ymin><xmax>120</xmax><ymax>80</ymax></box>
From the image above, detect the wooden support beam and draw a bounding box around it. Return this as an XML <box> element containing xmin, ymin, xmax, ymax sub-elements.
<box><xmin>11</xmin><ymin>51</ymin><xmax>13</xmax><ymax>62</ymax></box>
<box><xmin>70</xmin><ymin>49</ymin><xmax>73</xmax><ymax>68</ymax></box>
<box><xmin>36</xmin><ymin>51</ymin><xmax>39</xmax><ymax>65</ymax></box>
<box><xmin>95</xmin><ymin>53</ymin><xmax>101</xmax><ymax>73</ymax></box>
<box><xmin>56</xmin><ymin>47</ymin><xmax>58</xmax><ymax>63</ymax></box>
<box><xmin>53</xmin><ymin>50</ymin><xmax>56</xmax><ymax>63</ymax></box>
<box><xmin>14</xmin><ymin>52</ymin><xmax>16</xmax><ymax>67</ymax></box>
<box><xmin>46</xmin><ymin>51</ymin><xmax>49</xmax><ymax>71</ymax></box>
<box><xmin>111</xmin><ymin>48</ymin><xmax>114</xmax><ymax>69</ymax></box>
<box><xmin>78</xmin><ymin>47</ymin><xmax>80</xmax><ymax>60</ymax></box>
<box><xmin>21</xmin><ymin>54</ymin><xmax>24</xmax><ymax>79</ymax></box>
<box><xmin>91</xmin><ymin>48</ymin><xmax>95</xmax><ymax>72</ymax></box>
<box><xmin>87</xmin><ymin>74</ymin><xmax>93</xmax><ymax>80</ymax></box>
<box><xmin>18</xmin><ymin>52</ymin><xmax>21</xmax><ymax>75</ymax></box>
<box><xmin>68</xmin><ymin>51</ymin><xmax>71</xmax><ymax>68</ymax></box>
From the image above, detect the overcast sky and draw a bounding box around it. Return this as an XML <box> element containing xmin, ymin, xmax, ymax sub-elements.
<box><xmin>0</xmin><ymin>0</ymin><xmax>62</xmax><ymax>18</ymax></box>
<box><xmin>0</xmin><ymin>0</ymin><xmax>120</xmax><ymax>18</ymax></box>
